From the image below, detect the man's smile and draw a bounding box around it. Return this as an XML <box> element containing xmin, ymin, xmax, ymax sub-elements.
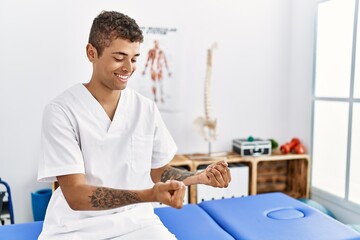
<box><xmin>115</xmin><ymin>73</ymin><xmax>130</xmax><ymax>82</ymax></box>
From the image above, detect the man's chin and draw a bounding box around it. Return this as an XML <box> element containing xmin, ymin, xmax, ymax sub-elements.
<box><xmin>114</xmin><ymin>82</ymin><xmax>127</xmax><ymax>91</ymax></box>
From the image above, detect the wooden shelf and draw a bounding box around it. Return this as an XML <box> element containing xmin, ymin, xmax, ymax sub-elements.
<box><xmin>52</xmin><ymin>152</ymin><xmax>310</xmax><ymax>204</ymax></box>
<box><xmin>171</xmin><ymin>152</ymin><xmax>310</xmax><ymax>203</ymax></box>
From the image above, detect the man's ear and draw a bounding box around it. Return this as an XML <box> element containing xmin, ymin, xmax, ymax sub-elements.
<box><xmin>86</xmin><ymin>43</ymin><xmax>97</xmax><ymax>62</ymax></box>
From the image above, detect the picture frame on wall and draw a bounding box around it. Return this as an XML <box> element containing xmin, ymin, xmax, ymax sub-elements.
<box><xmin>130</xmin><ymin>26</ymin><xmax>182</xmax><ymax>112</ymax></box>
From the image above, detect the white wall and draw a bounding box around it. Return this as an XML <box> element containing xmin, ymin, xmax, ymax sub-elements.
<box><xmin>169</xmin><ymin>0</ymin><xmax>293</xmax><ymax>153</ymax></box>
<box><xmin>289</xmin><ymin>0</ymin><xmax>317</xmax><ymax>150</ymax></box>
<box><xmin>0</xmin><ymin>0</ymin><xmax>316</xmax><ymax>223</ymax></box>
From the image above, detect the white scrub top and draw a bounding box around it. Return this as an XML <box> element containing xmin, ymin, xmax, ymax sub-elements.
<box><xmin>37</xmin><ymin>83</ymin><xmax>177</xmax><ymax>240</ymax></box>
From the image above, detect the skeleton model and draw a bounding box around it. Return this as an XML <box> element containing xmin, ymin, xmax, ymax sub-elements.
<box><xmin>194</xmin><ymin>43</ymin><xmax>218</xmax><ymax>155</ymax></box>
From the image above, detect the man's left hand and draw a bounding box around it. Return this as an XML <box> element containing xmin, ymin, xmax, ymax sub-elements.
<box><xmin>197</xmin><ymin>160</ymin><xmax>232</xmax><ymax>188</ymax></box>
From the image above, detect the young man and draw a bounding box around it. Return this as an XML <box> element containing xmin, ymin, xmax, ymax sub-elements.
<box><xmin>38</xmin><ymin>11</ymin><xmax>231</xmax><ymax>239</ymax></box>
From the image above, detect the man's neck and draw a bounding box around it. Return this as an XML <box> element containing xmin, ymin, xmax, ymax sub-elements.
<box><xmin>84</xmin><ymin>82</ymin><xmax>121</xmax><ymax>121</ymax></box>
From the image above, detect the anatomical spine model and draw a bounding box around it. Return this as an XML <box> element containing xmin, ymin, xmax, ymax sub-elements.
<box><xmin>194</xmin><ymin>43</ymin><xmax>218</xmax><ymax>153</ymax></box>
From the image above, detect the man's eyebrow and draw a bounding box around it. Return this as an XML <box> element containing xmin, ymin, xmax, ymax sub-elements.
<box><xmin>111</xmin><ymin>51</ymin><xmax>140</xmax><ymax>57</ymax></box>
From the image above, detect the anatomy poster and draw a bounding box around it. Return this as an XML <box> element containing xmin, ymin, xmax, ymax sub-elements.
<box><xmin>129</xmin><ymin>26</ymin><xmax>181</xmax><ymax>112</ymax></box>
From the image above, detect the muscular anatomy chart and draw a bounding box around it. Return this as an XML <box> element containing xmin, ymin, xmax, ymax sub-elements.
<box><xmin>130</xmin><ymin>26</ymin><xmax>181</xmax><ymax>112</ymax></box>
<box><xmin>142</xmin><ymin>40</ymin><xmax>171</xmax><ymax>103</ymax></box>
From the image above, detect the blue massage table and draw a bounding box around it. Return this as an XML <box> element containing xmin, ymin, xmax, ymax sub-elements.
<box><xmin>1</xmin><ymin>193</ymin><xmax>359</xmax><ymax>240</ymax></box>
<box><xmin>154</xmin><ymin>203</ymin><xmax>234</xmax><ymax>239</ymax></box>
<box><xmin>0</xmin><ymin>220</ymin><xmax>43</xmax><ymax>240</ymax></box>
<box><xmin>198</xmin><ymin>192</ymin><xmax>360</xmax><ymax>240</ymax></box>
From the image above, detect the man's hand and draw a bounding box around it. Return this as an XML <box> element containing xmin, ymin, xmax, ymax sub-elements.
<box><xmin>152</xmin><ymin>180</ymin><xmax>186</xmax><ymax>209</ymax></box>
<box><xmin>197</xmin><ymin>160</ymin><xmax>232</xmax><ymax>188</ymax></box>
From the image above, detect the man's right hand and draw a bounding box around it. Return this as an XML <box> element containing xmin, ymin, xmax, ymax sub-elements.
<box><xmin>152</xmin><ymin>180</ymin><xmax>186</xmax><ymax>209</ymax></box>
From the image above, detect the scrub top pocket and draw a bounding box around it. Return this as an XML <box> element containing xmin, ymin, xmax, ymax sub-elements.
<box><xmin>131</xmin><ymin>134</ymin><xmax>153</xmax><ymax>172</ymax></box>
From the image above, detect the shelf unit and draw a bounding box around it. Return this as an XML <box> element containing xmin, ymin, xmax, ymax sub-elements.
<box><xmin>52</xmin><ymin>152</ymin><xmax>310</xmax><ymax>205</ymax></box>
<box><xmin>170</xmin><ymin>151</ymin><xmax>310</xmax><ymax>203</ymax></box>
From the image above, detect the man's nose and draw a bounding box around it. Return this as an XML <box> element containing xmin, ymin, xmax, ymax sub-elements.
<box><xmin>121</xmin><ymin>60</ymin><xmax>132</xmax><ymax>72</ymax></box>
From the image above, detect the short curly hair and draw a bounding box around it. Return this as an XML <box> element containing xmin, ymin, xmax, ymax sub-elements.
<box><xmin>89</xmin><ymin>11</ymin><xmax>144</xmax><ymax>57</ymax></box>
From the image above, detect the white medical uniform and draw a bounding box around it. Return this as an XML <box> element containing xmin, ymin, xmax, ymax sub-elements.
<box><xmin>37</xmin><ymin>83</ymin><xmax>177</xmax><ymax>240</ymax></box>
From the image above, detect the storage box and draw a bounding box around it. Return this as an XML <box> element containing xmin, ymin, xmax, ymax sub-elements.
<box><xmin>196</xmin><ymin>163</ymin><xmax>249</xmax><ymax>203</ymax></box>
<box><xmin>232</xmin><ymin>138</ymin><xmax>271</xmax><ymax>156</ymax></box>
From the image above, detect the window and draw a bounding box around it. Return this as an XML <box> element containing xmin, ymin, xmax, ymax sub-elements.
<box><xmin>349</xmin><ymin>103</ymin><xmax>360</xmax><ymax>203</ymax></box>
<box><xmin>312</xmin><ymin>0</ymin><xmax>360</xmax><ymax>211</ymax></box>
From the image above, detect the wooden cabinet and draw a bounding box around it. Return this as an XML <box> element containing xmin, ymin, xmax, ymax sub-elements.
<box><xmin>170</xmin><ymin>151</ymin><xmax>310</xmax><ymax>204</ymax></box>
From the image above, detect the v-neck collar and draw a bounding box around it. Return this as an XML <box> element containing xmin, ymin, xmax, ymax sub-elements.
<box><xmin>78</xmin><ymin>83</ymin><xmax>127</xmax><ymax>133</ymax></box>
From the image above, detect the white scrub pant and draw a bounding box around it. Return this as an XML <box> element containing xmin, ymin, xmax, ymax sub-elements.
<box><xmin>39</xmin><ymin>203</ymin><xmax>177</xmax><ymax>240</ymax></box>
<box><xmin>112</xmin><ymin>224</ymin><xmax>176</xmax><ymax>240</ymax></box>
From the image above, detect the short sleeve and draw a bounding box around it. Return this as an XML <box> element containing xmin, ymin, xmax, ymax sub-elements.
<box><xmin>151</xmin><ymin>104</ymin><xmax>177</xmax><ymax>169</ymax></box>
<box><xmin>37</xmin><ymin>103</ymin><xmax>85</xmax><ymax>182</ymax></box>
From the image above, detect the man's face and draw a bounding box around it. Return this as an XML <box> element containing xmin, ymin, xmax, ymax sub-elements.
<box><xmin>92</xmin><ymin>38</ymin><xmax>140</xmax><ymax>91</ymax></box>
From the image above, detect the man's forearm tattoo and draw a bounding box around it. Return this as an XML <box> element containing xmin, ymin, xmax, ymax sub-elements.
<box><xmin>89</xmin><ymin>187</ymin><xmax>141</xmax><ymax>209</ymax></box>
<box><xmin>161</xmin><ymin>167</ymin><xmax>195</xmax><ymax>182</ymax></box>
